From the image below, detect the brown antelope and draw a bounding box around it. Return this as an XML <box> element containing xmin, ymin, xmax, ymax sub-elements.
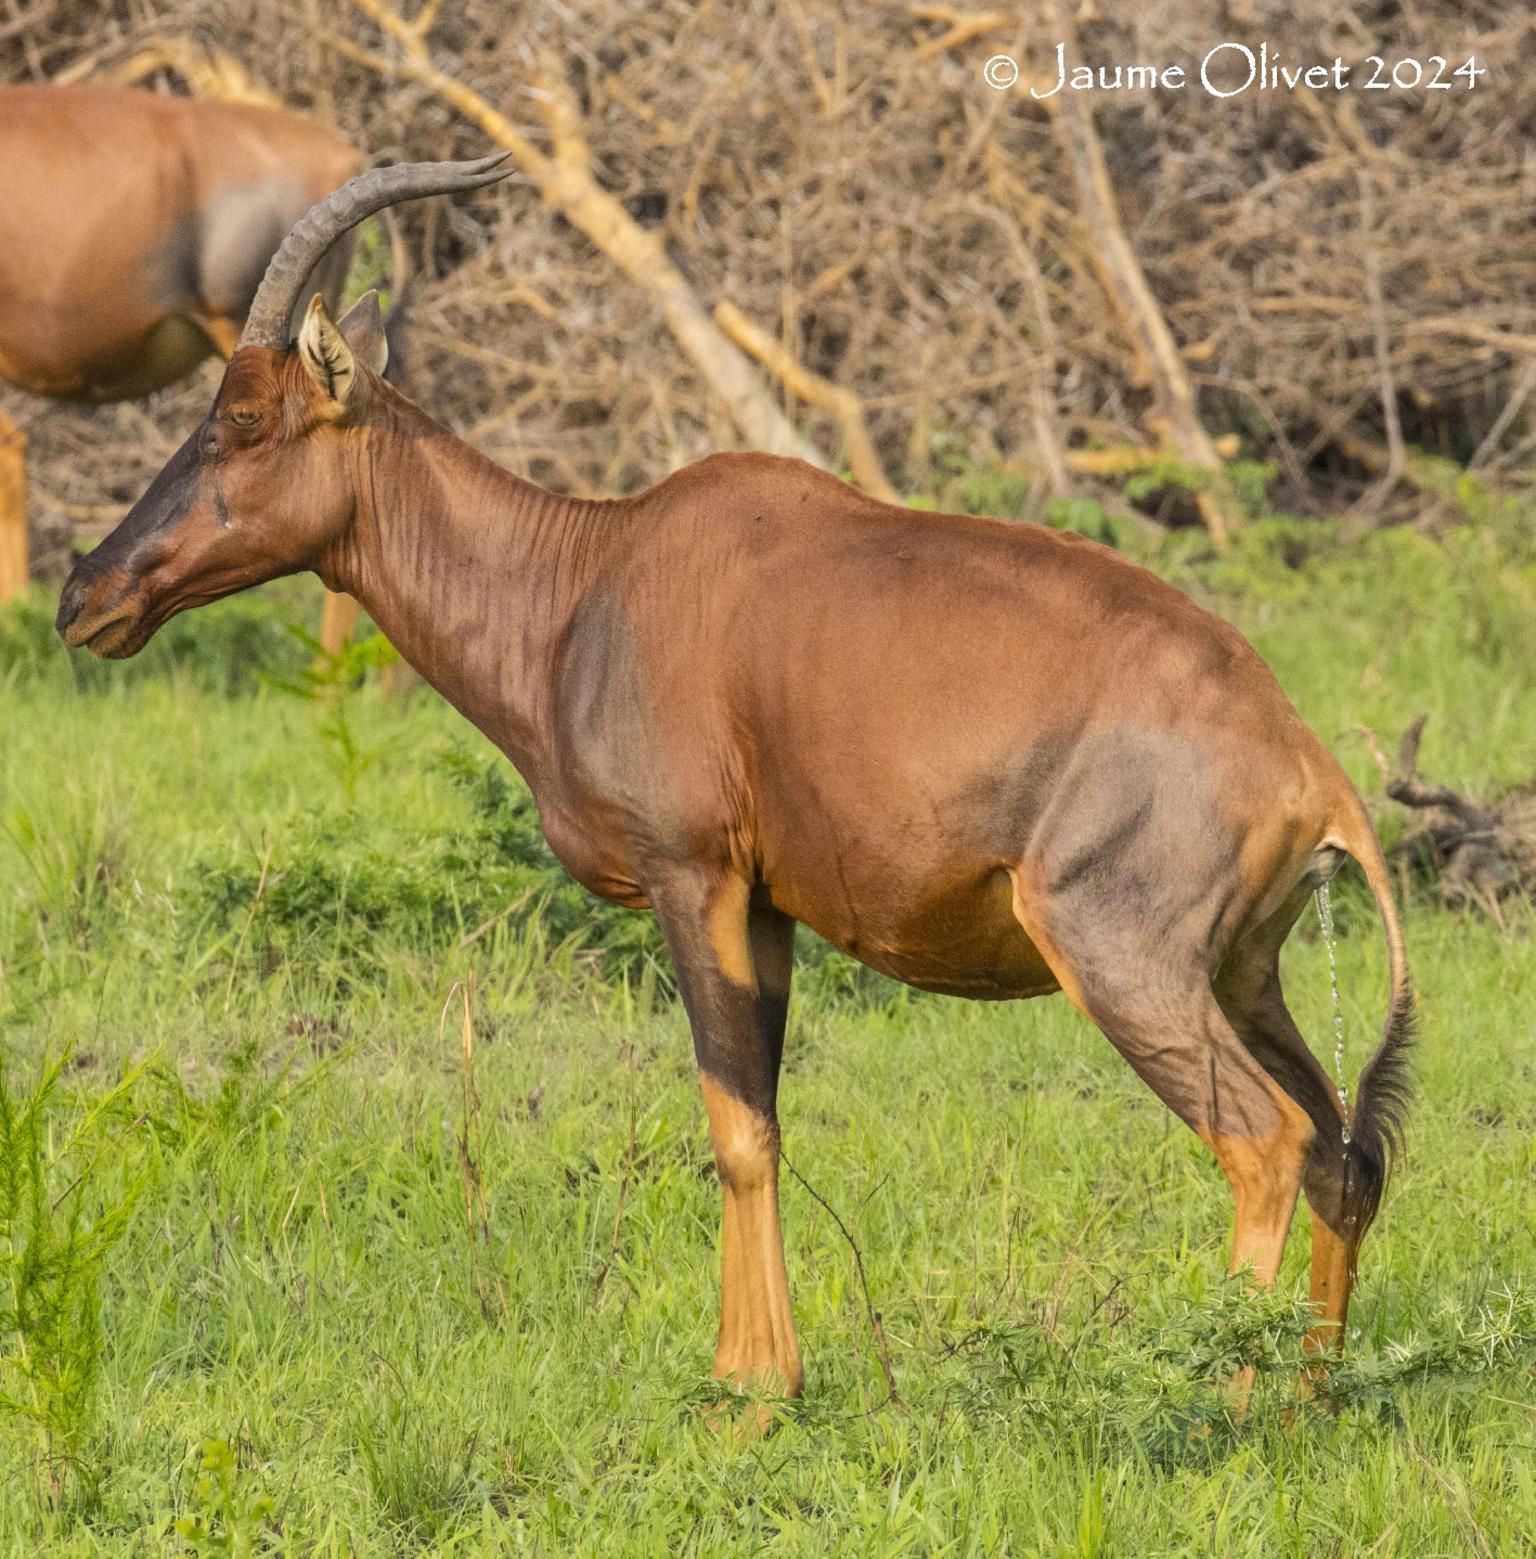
<box><xmin>0</xmin><ymin>83</ymin><xmax>360</xmax><ymax>400</ymax></box>
<box><xmin>0</xmin><ymin>83</ymin><xmax>361</xmax><ymax>620</ymax></box>
<box><xmin>56</xmin><ymin>159</ymin><xmax>1413</xmax><ymax>1413</ymax></box>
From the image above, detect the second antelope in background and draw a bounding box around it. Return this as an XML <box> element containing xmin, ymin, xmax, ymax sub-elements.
<box><xmin>0</xmin><ymin>83</ymin><xmax>362</xmax><ymax>401</ymax></box>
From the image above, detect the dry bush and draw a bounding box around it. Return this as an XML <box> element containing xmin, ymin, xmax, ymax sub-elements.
<box><xmin>5</xmin><ymin>0</ymin><xmax>1536</xmax><ymax>572</ymax></box>
<box><xmin>1364</xmin><ymin>715</ymin><xmax>1536</xmax><ymax>928</ymax></box>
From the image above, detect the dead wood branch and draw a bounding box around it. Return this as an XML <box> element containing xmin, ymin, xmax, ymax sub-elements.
<box><xmin>1407</xmin><ymin>319</ymin><xmax>1536</xmax><ymax>359</ymax></box>
<box><xmin>1042</xmin><ymin>0</ymin><xmax>1238</xmax><ymax>546</ymax></box>
<box><xmin>1356</xmin><ymin>169</ymin><xmax>1405</xmax><ymax>514</ymax></box>
<box><xmin>1360</xmin><ymin>715</ymin><xmax>1535</xmax><ymax>925</ymax></box>
<box><xmin>0</xmin><ymin>0</ymin><xmax>54</xmax><ymax>44</ymax></box>
<box><xmin>72</xmin><ymin>34</ymin><xmax>284</xmax><ymax>105</ymax></box>
<box><xmin>11</xmin><ymin>1</ymin><xmax>1536</xmax><ymax>539</ymax></box>
<box><xmin>910</xmin><ymin>6</ymin><xmax>1015</xmax><ymax>62</ymax></box>
<box><xmin>334</xmin><ymin>0</ymin><xmax>817</xmax><ymax>464</ymax></box>
<box><xmin>1058</xmin><ymin>439</ymin><xmax>1235</xmax><ymax>477</ymax></box>
<box><xmin>714</xmin><ymin>300</ymin><xmax>899</xmax><ymax>501</ymax></box>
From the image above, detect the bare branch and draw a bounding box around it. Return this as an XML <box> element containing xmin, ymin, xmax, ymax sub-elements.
<box><xmin>333</xmin><ymin>0</ymin><xmax>817</xmax><ymax>462</ymax></box>
<box><xmin>1041</xmin><ymin>0</ymin><xmax>1238</xmax><ymax>546</ymax></box>
<box><xmin>714</xmin><ymin>300</ymin><xmax>900</xmax><ymax>501</ymax></box>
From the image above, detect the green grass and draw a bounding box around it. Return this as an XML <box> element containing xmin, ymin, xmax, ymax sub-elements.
<box><xmin>2</xmin><ymin>524</ymin><xmax>1535</xmax><ymax>1554</ymax></box>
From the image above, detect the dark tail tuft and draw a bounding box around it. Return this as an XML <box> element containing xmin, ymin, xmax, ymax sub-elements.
<box><xmin>1341</xmin><ymin>979</ymin><xmax>1417</xmax><ymax>1243</ymax></box>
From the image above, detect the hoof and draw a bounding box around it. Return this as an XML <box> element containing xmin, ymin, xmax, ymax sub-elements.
<box><xmin>704</xmin><ymin>1362</ymin><xmax>802</xmax><ymax>1440</ymax></box>
<box><xmin>1223</xmin><ymin>1363</ymin><xmax>1257</xmax><ymax>1424</ymax></box>
<box><xmin>705</xmin><ymin>1395</ymin><xmax>779</xmax><ymax>1441</ymax></box>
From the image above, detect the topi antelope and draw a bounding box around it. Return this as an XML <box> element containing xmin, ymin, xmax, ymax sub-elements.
<box><xmin>0</xmin><ymin>83</ymin><xmax>362</xmax><ymax>401</ymax></box>
<box><xmin>57</xmin><ymin>158</ymin><xmax>1413</xmax><ymax>1414</ymax></box>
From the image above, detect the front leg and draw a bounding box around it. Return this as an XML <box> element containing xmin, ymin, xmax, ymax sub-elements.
<box><xmin>650</xmin><ymin>869</ymin><xmax>803</xmax><ymax>1403</ymax></box>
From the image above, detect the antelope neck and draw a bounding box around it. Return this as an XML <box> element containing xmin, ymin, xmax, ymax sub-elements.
<box><xmin>324</xmin><ymin>404</ymin><xmax>632</xmax><ymax>786</ymax></box>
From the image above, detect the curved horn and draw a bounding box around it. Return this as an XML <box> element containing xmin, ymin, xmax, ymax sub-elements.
<box><xmin>240</xmin><ymin>154</ymin><xmax>512</xmax><ymax>349</ymax></box>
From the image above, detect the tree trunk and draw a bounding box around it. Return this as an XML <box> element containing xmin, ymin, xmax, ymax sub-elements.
<box><xmin>0</xmin><ymin>411</ymin><xmax>27</xmax><ymax>606</ymax></box>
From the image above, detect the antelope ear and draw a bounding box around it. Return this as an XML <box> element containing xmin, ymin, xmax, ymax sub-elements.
<box><xmin>297</xmin><ymin>293</ymin><xmax>361</xmax><ymax>409</ymax></box>
<box><xmin>336</xmin><ymin>289</ymin><xmax>389</xmax><ymax>377</ymax></box>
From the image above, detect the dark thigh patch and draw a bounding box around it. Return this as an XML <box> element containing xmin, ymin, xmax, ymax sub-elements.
<box><xmin>1032</xmin><ymin>726</ymin><xmax>1240</xmax><ymax>957</ymax></box>
<box><xmin>141</xmin><ymin>213</ymin><xmax>201</xmax><ymax>312</ymax></box>
<box><xmin>196</xmin><ymin>179</ymin><xmax>306</xmax><ymax>317</ymax></box>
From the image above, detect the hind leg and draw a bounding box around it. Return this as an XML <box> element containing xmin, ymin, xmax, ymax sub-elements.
<box><xmin>1218</xmin><ymin>962</ymin><xmax>1358</xmax><ymax>1360</ymax></box>
<box><xmin>1013</xmin><ymin>884</ymin><xmax>1313</xmax><ymax>1416</ymax></box>
<box><xmin>1215</xmin><ymin>893</ymin><xmax>1362</xmax><ymax>1361</ymax></box>
<box><xmin>1010</xmin><ymin>875</ymin><xmax>1315</xmax><ymax>1291</ymax></box>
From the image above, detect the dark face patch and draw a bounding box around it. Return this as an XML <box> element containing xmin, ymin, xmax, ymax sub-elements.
<box><xmin>56</xmin><ymin>347</ymin><xmax>326</xmax><ymax>659</ymax></box>
<box><xmin>55</xmin><ymin>425</ymin><xmax>206</xmax><ymax>651</ymax></box>
<box><xmin>109</xmin><ymin>423</ymin><xmax>206</xmax><ymax>549</ymax></box>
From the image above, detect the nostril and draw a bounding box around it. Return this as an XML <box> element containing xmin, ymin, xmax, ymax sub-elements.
<box><xmin>55</xmin><ymin>573</ymin><xmax>86</xmax><ymax>635</ymax></box>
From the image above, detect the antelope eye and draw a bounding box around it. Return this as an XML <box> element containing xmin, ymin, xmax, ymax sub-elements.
<box><xmin>227</xmin><ymin>406</ymin><xmax>261</xmax><ymax>428</ymax></box>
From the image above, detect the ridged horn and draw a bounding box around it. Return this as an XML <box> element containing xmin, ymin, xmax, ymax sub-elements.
<box><xmin>240</xmin><ymin>154</ymin><xmax>513</xmax><ymax>350</ymax></box>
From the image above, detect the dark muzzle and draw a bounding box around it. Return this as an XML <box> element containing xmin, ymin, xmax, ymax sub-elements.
<box><xmin>55</xmin><ymin>425</ymin><xmax>203</xmax><ymax>656</ymax></box>
<box><xmin>55</xmin><ymin>549</ymin><xmax>141</xmax><ymax>655</ymax></box>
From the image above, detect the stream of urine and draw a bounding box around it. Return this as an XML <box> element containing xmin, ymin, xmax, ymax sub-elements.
<box><xmin>1314</xmin><ymin>881</ymin><xmax>1352</xmax><ymax>1147</ymax></box>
